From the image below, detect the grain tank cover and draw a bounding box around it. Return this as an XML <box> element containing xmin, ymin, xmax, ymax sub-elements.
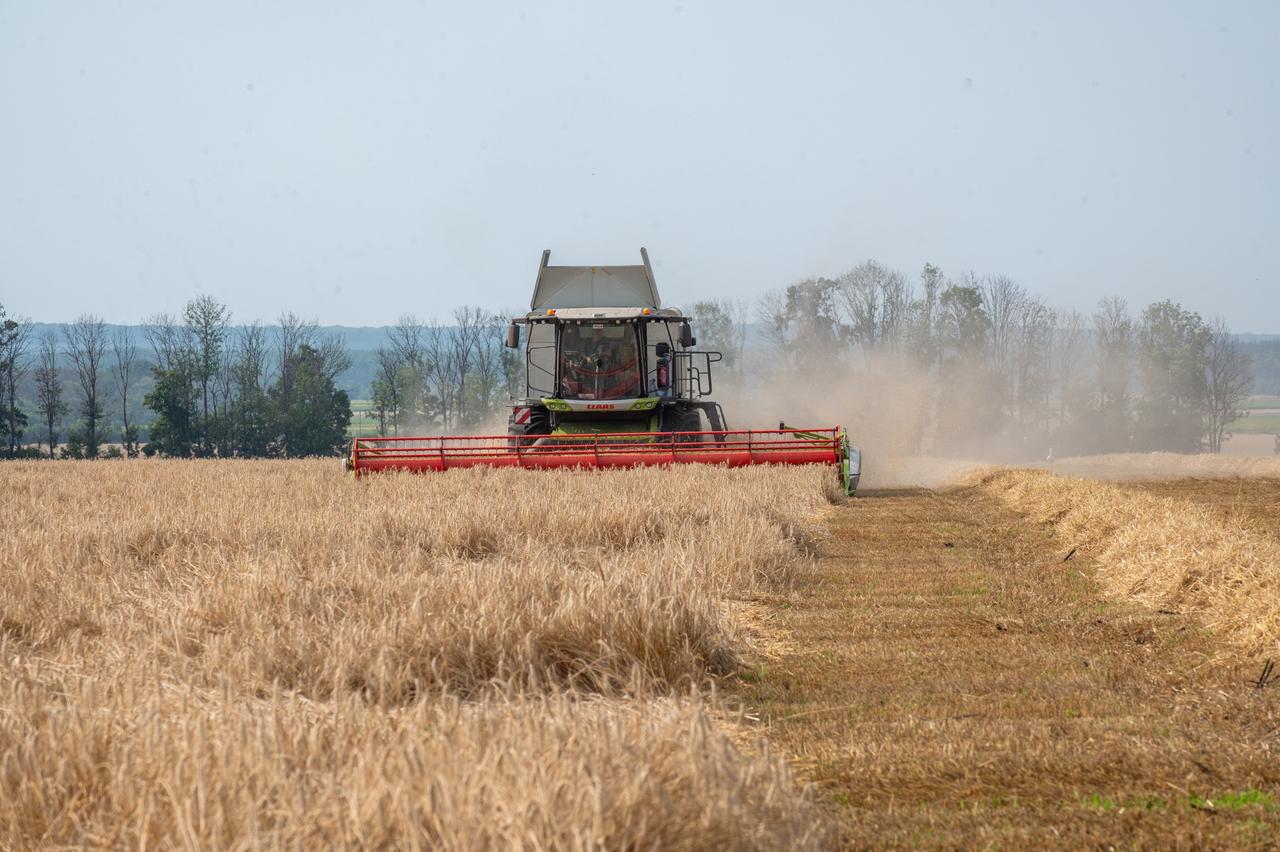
<box><xmin>530</xmin><ymin>247</ymin><xmax>662</xmax><ymax>310</ymax></box>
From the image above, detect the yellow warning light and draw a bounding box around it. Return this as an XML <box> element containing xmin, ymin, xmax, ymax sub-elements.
<box><xmin>547</xmin><ymin>309</ymin><xmax>556</xmax><ymax>315</ymax></box>
<box><xmin>642</xmin><ymin>308</ymin><xmax>651</xmax><ymax>315</ymax></box>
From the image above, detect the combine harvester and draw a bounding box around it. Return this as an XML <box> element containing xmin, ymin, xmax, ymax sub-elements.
<box><xmin>347</xmin><ymin>249</ymin><xmax>861</xmax><ymax>495</ymax></box>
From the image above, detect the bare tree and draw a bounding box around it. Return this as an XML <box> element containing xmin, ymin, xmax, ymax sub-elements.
<box><xmin>33</xmin><ymin>331</ymin><xmax>67</xmax><ymax>456</ymax></box>
<box><xmin>371</xmin><ymin>347</ymin><xmax>403</xmax><ymax>436</ymax></box>
<box><xmin>110</xmin><ymin>327</ymin><xmax>139</xmax><ymax>456</ymax></box>
<box><xmin>0</xmin><ymin>312</ymin><xmax>31</xmax><ymax>456</ymax></box>
<box><xmin>471</xmin><ymin>313</ymin><xmax>509</xmax><ymax>423</ymax></box>
<box><xmin>1051</xmin><ymin>309</ymin><xmax>1088</xmax><ymax>429</ymax></box>
<box><xmin>64</xmin><ymin>314</ymin><xmax>110</xmax><ymax>457</ymax></box>
<box><xmin>142</xmin><ymin>312</ymin><xmax>189</xmax><ymax>372</ymax></box>
<box><xmin>234</xmin><ymin>321</ymin><xmax>269</xmax><ymax>392</ymax></box>
<box><xmin>270</xmin><ymin>313</ymin><xmax>353</xmax><ymax>448</ymax></box>
<box><xmin>1093</xmin><ymin>296</ymin><xmax>1134</xmax><ymax>434</ymax></box>
<box><xmin>838</xmin><ymin>264</ymin><xmax>880</xmax><ymax>354</ymax></box>
<box><xmin>756</xmin><ymin>289</ymin><xmax>792</xmax><ymax>370</ymax></box>
<box><xmin>374</xmin><ymin>314</ymin><xmax>428</xmax><ymax>434</ymax></box>
<box><xmin>269</xmin><ymin>309</ymin><xmax>342</xmax><ymax>395</ymax></box>
<box><xmin>229</xmin><ymin>322</ymin><xmax>271</xmax><ymax>456</ymax></box>
<box><xmin>980</xmin><ymin>274</ymin><xmax>1027</xmax><ymax>396</ymax></box>
<box><xmin>388</xmin><ymin>314</ymin><xmax>426</xmax><ymax>368</ymax></box>
<box><xmin>317</xmin><ymin>332</ymin><xmax>352</xmax><ymax>382</ymax></box>
<box><xmin>275</xmin><ymin>312</ymin><xmax>319</xmax><ymax>403</ymax></box>
<box><xmin>1010</xmin><ymin>295</ymin><xmax>1053</xmax><ymax>430</ymax></box>
<box><xmin>450</xmin><ymin>306</ymin><xmax>489</xmax><ymax>428</ymax></box>
<box><xmin>727</xmin><ymin>299</ymin><xmax>750</xmax><ymax>376</ymax></box>
<box><xmin>836</xmin><ymin>260</ymin><xmax>912</xmax><ymax>355</ymax></box>
<box><xmin>1204</xmin><ymin>316</ymin><xmax>1253</xmax><ymax>453</ymax></box>
<box><xmin>422</xmin><ymin>318</ymin><xmax>454</xmax><ymax>429</ymax></box>
<box><xmin>214</xmin><ymin>342</ymin><xmax>235</xmax><ymax>422</ymax></box>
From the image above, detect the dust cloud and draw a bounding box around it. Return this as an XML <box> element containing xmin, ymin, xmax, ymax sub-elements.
<box><xmin>711</xmin><ymin>354</ymin><xmax>999</xmax><ymax>489</ymax></box>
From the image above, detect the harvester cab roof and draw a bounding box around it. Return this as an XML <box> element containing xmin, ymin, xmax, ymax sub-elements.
<box><xmin>505</xmin><ymin>249</ymin><xmax>709</xmax><ymax>413</ymax></box>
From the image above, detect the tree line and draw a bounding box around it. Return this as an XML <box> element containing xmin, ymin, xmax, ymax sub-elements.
<box><xmin>0</xmin><ymin>267</ymin><xmax>1264</xmax><ymax>461</ymax></box>
<box><xmin>0</xmin><ymin>298</ymin><xmax>352</xmax><ymax>459</ymax></box>
<box><xmin>367</xmin><ymin>309</ymin><xmax>521</xmax><ymax>436</ymax></box>
<box><xmin>691</xmin><ymin>261</ymin><xmax>1255</xmax><ymax>457</ymax></box>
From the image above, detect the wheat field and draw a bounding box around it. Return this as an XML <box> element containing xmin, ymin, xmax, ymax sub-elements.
<box><xmin>0</xmin><ymin>460</ymin><xmax>837</xmax><ymax>849</ymax></box>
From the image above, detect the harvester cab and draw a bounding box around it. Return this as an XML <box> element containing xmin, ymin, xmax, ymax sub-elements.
<box><xmin>346</xmin><ymin>248</ymin><xmax>861</xmax><ymax>496</ymax></box>
<box><xmin>504</xmin><ymin>247</ymin><xmax>727</xmax><ymax>444</ymax></box>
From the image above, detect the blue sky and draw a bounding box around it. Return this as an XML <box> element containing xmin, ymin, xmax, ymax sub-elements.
<box><xmin>1</xmin><ymin>1</ymin><xmax>1275</xmax><ymax>329</ymax></box>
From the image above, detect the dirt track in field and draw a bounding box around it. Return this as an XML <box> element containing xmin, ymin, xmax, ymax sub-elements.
<box><xmin>731</xmin><ymin>483</ymin><xmax>1280</xmax><ymax>848</ymax></box>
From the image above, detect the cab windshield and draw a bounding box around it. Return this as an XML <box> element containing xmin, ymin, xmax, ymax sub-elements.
<box><xmin>559</xmin><ymin>323</ymin><xmax>642</xmax><ymax>400</ymax></box>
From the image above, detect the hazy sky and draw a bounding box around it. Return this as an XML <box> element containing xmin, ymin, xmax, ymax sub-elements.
<box><xmin>2</xmin><ymin>1</ymin><xmax>1276</xmax><ymax>329</ymax></box>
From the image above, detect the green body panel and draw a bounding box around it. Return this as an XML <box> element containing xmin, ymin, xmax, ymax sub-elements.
<box><xmin>550</xmin><ymin>413</ymin><xmax>660</xmax><ymax>437</ymax></box>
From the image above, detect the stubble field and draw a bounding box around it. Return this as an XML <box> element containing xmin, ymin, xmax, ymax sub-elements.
<box><xmin>3</xmin><ymin>455</ymin><xmax>1280</xmax><ymax>848</ymax></box>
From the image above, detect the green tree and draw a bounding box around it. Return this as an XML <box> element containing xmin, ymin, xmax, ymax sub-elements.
<box><xmin>396</xmin><ymin>361</ymin><xmax>431</xmax><ymax>432</ymax></box>
<box><xmin>144</xmin><ymin>365</ymin><xmax>198</xmax><ymax>456</ymax></box>
<box><xmin>906</xmin><ymin>263</ymin><xmax>944</xmax><ymax>368</ymax></box>
<box><xmin>781</xmin><ymin>278</ymin><xmax>845</xmax><ymax>370</ymax></box>
<box><xmin>0</xmin><ymin>304</ymin><xmax>30</xmax><ymax>456</ymax></box>
<box><xmin>936</xmin><ymin>284</ymin><xmax>989</xmax><ymax>360</ymax></box>
<box><xmin>690</xmin><ymin>301</ymin><xmax>738</xmax><ymax>368</ymax></box>
<box><xmin>63</xmin><ymin>429</ymin><xmax>86</xmax><ymax>459</ymax></box>
<box><xmin>932</xmin><ymin>283</ymin><xmax>1002</xmax><ymax>455</ymax></box>
<box><xmin>369</xmin><ymin>376</ymin><xmax>395</xmax><ymax>436</ymax></box>
<box><xmin>231</xmin><ymin>384</ymin><xmax>272</xmax><ymax>456</ymax></box>
<box><xmin>1135</xmin><ymin>300</ymin><xmax>1210</xmax><ymax>452</ymax></box>
<box><xmin>270</xmin><ymin>344</ymin><xmax>351</xmax><ymax>456</ymax></box>
<box><xmin>184</xmin><ymin>295</ymin><xmax>230</xmax><ymax>455</ymax></box>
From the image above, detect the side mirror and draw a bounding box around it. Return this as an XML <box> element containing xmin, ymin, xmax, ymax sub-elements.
<box><xmin>679</xmin><ymin>323</ymin><xmax>694</xmax><ymax>348</ymax></box>
<box><xmin>504</xmin><ymin>322</ymin><xmax>520</xmax><ymax>349</ymax></box>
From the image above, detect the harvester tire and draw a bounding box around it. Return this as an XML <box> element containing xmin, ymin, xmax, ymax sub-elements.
<box><xmin>663</xmin><ymin>406</ymin><xmax>706</xmax><ymax>441</ymax></box>
<box><xmin>507</xmin><ymin>407</ymin><xmax>552</xmax><ymax>448</ymax></box>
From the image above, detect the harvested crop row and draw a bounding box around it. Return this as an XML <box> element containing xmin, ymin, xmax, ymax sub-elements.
<box><xmin>975</xmin><ymin>468</ymin><xmax>1280</xmax><ymax>655</ymax></box>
